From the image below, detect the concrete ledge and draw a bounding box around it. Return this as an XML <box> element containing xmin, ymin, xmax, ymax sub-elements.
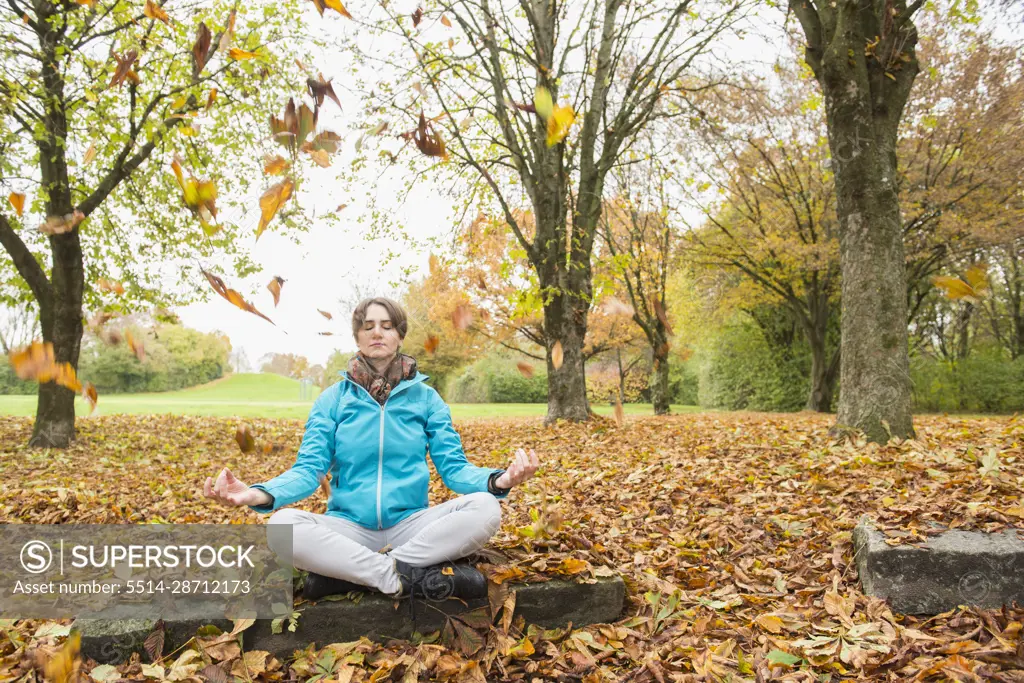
<box><xmin>853</xmin><ymin>516</ymin><xmax>1024</xmax><ymax>615</ymax></box>
<box><xmin>76</xmin><ymin>576</ymin><xmax>625</xmax><ymax>663</ymax></box>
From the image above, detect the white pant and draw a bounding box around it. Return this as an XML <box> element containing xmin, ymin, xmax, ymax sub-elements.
<box><xmin>268</xmin><ymin>492</ymin><xmax>502</xmax><ymax>596</ymax></box>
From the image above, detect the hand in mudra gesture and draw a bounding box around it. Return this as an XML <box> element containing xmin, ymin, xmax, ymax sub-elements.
<box><xmin>203</xmin><ymin>467</ymin><xmax>272</xmax><ymax>508</ymax></box>
<box><xmin>494</xmin><ymin>448</ymin><xmax>540</xmax><ymax>489</ymax></box>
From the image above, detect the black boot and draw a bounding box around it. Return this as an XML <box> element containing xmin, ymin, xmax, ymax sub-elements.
<box><xmin>302</xmin><ymin>571</ymin><xmax>367</xmax><ymax>601</ymax></box>
<box><xmin>393</xmin><ymin>560</ymin><xmax>488</xmax><ymax>602</ymax></box>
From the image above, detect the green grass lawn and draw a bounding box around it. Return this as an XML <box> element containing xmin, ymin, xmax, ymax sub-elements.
<box><xmin>0</xmin><ymin>373</ymin><xmax>700</xmax><ymax>419</ymax></box>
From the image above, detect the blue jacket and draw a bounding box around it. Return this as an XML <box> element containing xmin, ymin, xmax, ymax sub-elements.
<box><xmin>249</xmin><ymin>371</ymin><xmax>506</xmax><ymax>529</ymax></box>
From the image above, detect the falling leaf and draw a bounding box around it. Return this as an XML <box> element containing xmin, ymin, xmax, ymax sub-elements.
<box><xmin>440</xmin><ymin>14</ymin><xmax>452</xmax><ymax>26</ymax></box>
<box><xmin>143</xmin><ymin>0</ymin><xmax>170</xmax><ymax>24</ymax></box>
<box><xmin>310</xmin><ymin>0</ymin><xmax>352</xmax><ymax>18</ymax></box>
<box><xmin>170</xmin><ymin>157</ymin><xmax>218</xmax><ymax>229</ymax></box>
<box><xmin>411</xmin><ymin>111</ymin><xmax>447</xmax><ymax>159</ymax></box>
<box><xmin>219</xmin><ymin>9</ymin><xmax>236</xmax><ymax>51</ymax></box>
<box><xmin>448</xmin><ymin>37</ymin><xmax>454</xmax><ymax>49</ymax></box>
<box><xmin>306</xmin><ymin>74</ymin><xmax>341</xmax><ymax>109</ymax></box>
<box><xmin>38</xmin><ymin>211</ymin><xmax>86</xmax><ymax>235</ymax></box>
<box><xmin>228</xmin><ymin>47</ymin><xmax>259</xmax><ymax>60</ymax></box>
<box><xmin>206</xmin><ymin>88</ymin><xmax>217</xmax><ymax>109</ymax></box>
<box><xmin>96</xmin><ymin>278</ymin><xmax>125</xmax><ymax>295</ymax></box>
<box><xmin>201</xmin><ymin>269</ymin><xmax>276</xmax><ymax>326</ymax></box>
<box><xmin>451</xmin><ymin>303</ymin><xmax>472</xmax><ymax>331</ymax></box>
<box><xmin>307</xmin><ymin>149</ymin><xmax>331</xmax><ymax>167</ymax></box>
<box><xmin>319</xmin><ymin>473</ymin><xmax>331</xmax><ymax>498</ymax></box>
<box><xmin>39</xmin><ymin>630</ymin><xmax>81</xmax><ymax>683</ymax></box>
<box><xmin>192</xmin><ymin>23</ymin><xmax>212</xmax><ymax>77</ymax></box>
<box><xmin>318</xmin><ymin>309</ymin><xmax>333</xmax><ymax>320</ymax></box>
<box><xmin>602</xmin><ymin>297</ymin><xmax>635</xmax><ymax>317</ymax></box>
<box><xmin>235</xmin><ymin>424</ymin><xmax>256</xmax><ymax>453</ymax></box>
<box><xmin>516</xmin><ymin>362</ymin><xmax>534</xmax><ymax>379</ymax></box>
<box><xmin>270</xmin><ymin>98</ymin><xmax>317</xmax><ymax>155</ymax></box>
<box><xmin>335</xmin><ymin>203</ymin><xmax>348</xmax><ymax>212</ymax></box>
<box><xmin>172</xmin><ymin>96</ymin><xmax>188</xmax><ymax>112</ymax></box>
<box><xmin>82</xmin><ymin>382</ymin><xmax>98</xmax><ymax>415</ymax></box>
<box><xmin>411</xmin><ymin>6</ymin><xmax>423</xmax><ymax>26</ymax></box>
<box><xmin>267</xmin><ymin>276</ymin><xmax>285</xmax><ymax>306</ymax></box>
<box><xmin>125</xmin><ymin>330</ymin><xmax>146</xmax><ymax>362</ymax></box>
<box><xmin>533</xmin><ymin>86</ymin><xmax>553</xmax><ymax>120</ymax></box>
<box><xmin>613</xmin><ymin>398</ymin><xmax>624</xmax><ymax>427</ymax></box>
<box><xmin>533</xmin><ymin>86</ymin><xmax>575</xmax><ymax>146</ymax></box>
<box><xmin>108</xmin><ymin>50</ymin><xmax>139</xmax><ymax>89</ymax></box>
<box><xmin>8</xmin><ymin>341</ymin><xmax>82</xmax><ymax>393</ymax></box>
<box><xmin>256</xmin><ymin>178</ymin><xmax>294</xmax><ymax>240</ymax></box>
<box><xmin>83</xmin><ymin>145</ymin><xmax>97</xmax><ymax>166</ymax></box>
<box><xmin>424</xmin><ymin>335</ymin><xmax>439</xmax><ymax>354</ymax></box>
<box><xmin>8</xmin><ymin>192</ymin><xmax>25</xmax><ymax>217</ymax></box>
<box><xmin>370</xmin><ymin>121</ymin><xmax>389</xmax><ymax>136</ymax></box>
<box><xmin>551</xmin><ymin>341</ymin><xmax>563</xmax><ymax>370</ymax></box>
<box><xmin>933</xmin><ymin>264</ymin><xmax>990</xmax><ymax>304</ymax></box>
<box><xmin>318</xmin><ymin>331</ymin><xmax>333</xmax><ymax>336</ymax></box>
<box><xmin>652</xmin><ymin>298</ymin><xmax>673</xmax><ymax>335</ymax></box>
<box><xmin>263</xmin><ymin>155</ymin><xmax>289</xmax><ymax>175</ymax></box>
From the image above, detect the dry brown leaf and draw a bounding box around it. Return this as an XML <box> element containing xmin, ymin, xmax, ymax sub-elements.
<box><xmin>263</xmin><ymin>155</ymin><xmax>289</xmax><ymax>175</ymax></box>
<box><xmin>440</xmin><ymin>14</ymin><xmax>452</xmax><ymax>26</ymax></box>
<box><xmin>451</xmin><ymin>304</ymin><xmax>472</xmax><ymax>331</ymax></box>
<box><xmin>424</xmin><ymin>335</ymin><xmax>439</xmax><ymax>354</ymax></box>
<box><xmin>143</xmin><ymin>0</ymin><xmax>170</xmax><ymax>24</ymax></box>
<box><xmin>516</xmin><ymin>362</ymin><xmax>534</xmax><ymax>379</ymax></box>
<box><xmin>83</xmin><ymin>145</ymin><xmax>97</xmax><ymax>166</ymax></box>
<box><xmin>201</xmin><ymin>269</ymin><xmax>276</xmax><ymax>326</ymax></box>
<box><xmin>192</xmin><ymin>23</ymin><xmax>212</xmax><ymax>77</ymax></box>
<box><xmin>82</xmin><ymin>382</ymin><xmax>98</xmax><ymax>416</ymax></box>
<box><xmin>551</xmin><ymin>341</ymin><xmax>563</xmax><ymax>370</ymax></box>
<box><xmin>267</xmin><ymin>276</ymin><xmax>285</xmax><ymax>307</ymax></box>
<box><xmin>613</xmin><ymin>398</ymin><xmax>624</xmax><ymax>427</ymax></box>
<box><xmin>317</xmin><ymin>309</ymin><xmax>333</xmax><ymax>321</ymax></box>
<box><xmin>235</xmin><ymin>423</ymin><xmax>256</xmax><ymax>453</ymax></box>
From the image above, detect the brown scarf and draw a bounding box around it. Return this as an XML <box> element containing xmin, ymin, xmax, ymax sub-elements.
<box><xmin>347</xmin><ymin>352</ymin><xmax>418</xmax><ymax>405</ymax></box>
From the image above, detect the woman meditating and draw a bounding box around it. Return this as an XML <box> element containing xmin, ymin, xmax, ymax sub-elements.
<box><xmin>203</xmin><ymin>296</ymin><xmax>540</xmax><ymax>609</ymax></box>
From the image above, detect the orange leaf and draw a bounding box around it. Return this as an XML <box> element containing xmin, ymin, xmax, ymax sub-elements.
<box><xmin>8</xmin><ymin>192</ymin><xmax>25</xmax><ymax>217</ymax></box>
<box><xmin>613</xmin><ymin>398</ymin><xmax>624</xmax><ymax>428</ymax></box>
<box><xmin>143</xmin><ymin>0</ymin><xmax>170</xmax><ymax>24</ymax></box>
<box><xmin>219</xmin><ymin>9</ymin><xmax>236</xmax><ymax>51</ymax></box>
<box><xmin>201</xmin><ymin>269</ymin><xmax>276</xmax><ymax>326</ymax></box>
<box><xmin>516</xmin><ymin>362</ymin><xmax>534</xmax><ymax>379</ymax></box>
<box><xmin>256</xmin><ymin>177</ymin><xmax>294</xmax><ymax>240</ymax></box>
<box><xmin>83</xmin><ymin>145</ymin><xmax>97</xmax><ymax>166</ymax></box>
<box><xmin>82</xmin><ymin>382</ymin><xmax>98</xmax><ymax>415</ymax></box>
<box><xmin>124</xmin><ymin>330</ymin><xmax>145</xmax><ymax>362</ymax></box>
<box><xmin>322</xmin><ymin>0</ymin><xmax>353</xmax><ymax>18</ymax></box>
<box><xmin>551</xmin><ymin>341</ymin><xmax>563</xmax><ymax>370</ymax></box>
<box><xmin>335</xmin><ymin>203</ymin><xmax>348</xmax><ymax>212</ymax></box>
<box><xmin>206</xmin><ymin>88</ymin><xmax>217</xmax><ymax>110</ymax></box>
<box><xmin>451</xmin><ymin>303</ymin><xmax>472</xmax><ymax>331</ymax></box>
<box><xmin>318</xmin><ymin>309</ymin><xmax>333</xmax><ymax>320</ymax></box>
<box><xmin>267</xmin><ymin>276</ymin><xmax>285</xmax><ymax>307</ymax></box>
<box><xmin>440</xmin><ymin>14</ymin><xmax>452</xmax><ymax>26</ymax></box>
<box><xmin>652</xmin><ymin>298</ymin><xmax>673</xmax><ymax>335</ymax></box>
<box><xmin>228</xmin><ymin>47</ymin><xmax>259</xmax><ymax>60</ymax></box>
<box><xmin>263</xmin><ymin>155</ymin><xmax>289</xmax><ymax>175</ymax></box>
<box><xmin>424</xmin><ymin>335</ymin><xmax>439</xmax><ymax>354</ymax></box>
<box><xmin>37</xmin><ymin>211</ymin><xmax>85</xmax><ymax>235</ymax></box>
<box><xmin>235</xmin><ymin>423</ymin><xmax>256</xmax><ymax>453</ymax></box>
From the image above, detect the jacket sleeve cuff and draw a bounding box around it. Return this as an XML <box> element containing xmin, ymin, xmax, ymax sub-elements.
<box><xmin>247</xmin><ymin>485</ymin><xmax>278</xmax><ymax>514</ymax></box>
<box><xmin>487</xmin><ymin>470</ymin><xmax>511</xmax><ymax>499</ymax></box>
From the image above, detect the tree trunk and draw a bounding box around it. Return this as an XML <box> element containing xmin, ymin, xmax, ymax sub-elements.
<box><xmin>650</xmin><ymin>346</ymin><xmax>670</xmax><ymax>415</ymax></box>
<box><xmin>30</xmin><ymin>235</ymin><xmax>84</xmax><ymax>449</ymax></box>
<box><xmin>829</xmin><ymin>128</ymin><xmax>916</xmax><ymax>442</ymax></box>
<box><xmin>543</xmin><ymin>293</ymin><xmax>590</xmax><ymax>423</ymax></box>
<box><xmin>806</xmin><ymin>330</ymin><xmax>840</xmax><ymax>412</ymax></box>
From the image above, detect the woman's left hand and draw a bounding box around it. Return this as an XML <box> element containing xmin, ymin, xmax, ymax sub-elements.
<box><xmin>495</xmin><ymin>448</ymin><xmax>540</xmax><ymax>489</ymax></box>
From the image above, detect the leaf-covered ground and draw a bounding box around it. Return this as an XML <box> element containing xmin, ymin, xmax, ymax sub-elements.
<box><xmin>1</xmin><ymin>411</ymin><xmax>1022</xmax><ymax>682</ymax></box>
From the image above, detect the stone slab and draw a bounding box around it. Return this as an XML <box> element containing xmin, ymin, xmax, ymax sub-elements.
<box><xmin>853</xmin><ymin>516</ymin><xmax>1024</xmax><ymax>615</ymax></box>
<box><xmin>76</xmin><ymin>576</ymin><xmax>625</xmax><ymax>663</ymax></box>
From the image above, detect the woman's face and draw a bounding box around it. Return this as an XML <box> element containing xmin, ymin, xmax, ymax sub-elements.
<box><xmin>356</xmin><ymin>303</ymin><xmax>402</xmax><ymax>364</ymax></box>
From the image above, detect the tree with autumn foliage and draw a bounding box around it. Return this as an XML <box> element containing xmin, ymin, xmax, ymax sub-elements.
<box><xmin>350</xmin><ymin>0</ymin><xmax>751</xmax><ymax>423</ymax></box>
<box><xmin>0</xmin><ymin>0</ymin><xmax>309</xmax><ymax>446</ymax></box>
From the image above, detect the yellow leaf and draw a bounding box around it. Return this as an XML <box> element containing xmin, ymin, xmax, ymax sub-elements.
<box><xmin>143</xmin><ymin>0</ymin><xmax>170</xmax><ymax>24</ymax></box>
<box><xmin>884</xmin><ymin>72</ymin><xmax>896</xmax><ymax>81</ymax></box>
<box><xmin>755</xmin><ymin>614</ymin><xmax>784</xmax><ymax>634</ymax></box>
<box><xmin>43</xmin><ymin>630</ymin><xmax>81</xmax><ymax>683</ymax></box>
<box><xmin>263</xmin><ymin>155</ymin><xmax>289</xmax><ymax>175</ymax></box>
<box><xmin>440</xmin><ymin>14</ymin><xmax>451</xmax><ymax>26</ymax></box>
<box><xmin>171</xmin><ymin>94</ymin><xmax>188</xmax><ymax>109</ymax></box>
<box><xmin>83</xmin><ymin>144</ymin><xmax>96</xmax><ymax>166</ymax></box>
<box><xmin>179</xmin><ymin>126</ymin><xmax>197</xmax><ymax>137</ymax></box>
<box><xmin>931</xmin><ymin>275</ymin><xmax>975</xmax><ymax>301</ymax></box>
<box><xmin>964</xmin><ymin>263</ymin><xmax>990</xmax><ymax>297</ymax></box>
<box><xmin>307</xmin><ymin>148</ymin><xmax>331</xmax><ymax>167</ymax></box>
<box><xmin>228</xmin><ymin>47</ymin><xmax>259</xmax><ymax>60</ymax></box>
<box><xmin>322</xmin><ymin>0</ymin><xmax>353</xmax><ymax>18</ymax></box>
<box><xmin>206</xmin><ymin>88</ymin><xmax>217</xmax><ymax>110</ymax></box>
<box><xmin>8</xmin><ymin>192</ymin><xmax>26</xmax><ymax>217</ymax></box>
<box><xmin>82</xmin><ymin>382</ymin><xmax>98</xmax><ymax>416</ymax></box>
<box><xmin>556</xmin><ymin>558</ymin><xmax>589</xmax><ymax>575</ymax></box>
<box><xmin>533</xmin><ymin>86</ymin><xmax>553</xmax><ymax>121</ymax></box>
<box><xmin>546</xmin><ymin>105</ymin><xmax>575</xmax><ymax>146</ymax></box>
<box><xmin>256</xmin><ymin>177</ymin><xmax>294</xmax><ymax>240</ymax></box>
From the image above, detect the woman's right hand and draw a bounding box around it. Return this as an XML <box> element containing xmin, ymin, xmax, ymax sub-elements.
<box><xmin>204</xmin><ymin>467</ymin><xmax>272</xmax><ymax>508</ymax></box>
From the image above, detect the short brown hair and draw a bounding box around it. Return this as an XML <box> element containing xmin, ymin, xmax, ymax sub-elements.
<box><xmin>351</xmin><ymin>297</ymin><xmax>409</xmax><ymax>342</ymax></box>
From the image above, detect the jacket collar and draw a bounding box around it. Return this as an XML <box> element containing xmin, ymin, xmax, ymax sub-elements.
<box><xmin>339</xmin><ymin>370</ymin><xmax>429</xmax><ymax>403</ymax></box>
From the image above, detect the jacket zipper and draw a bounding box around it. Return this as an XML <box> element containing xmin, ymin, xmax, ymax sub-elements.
<box><xmin>341</xmin><ymin>374</ymin><xmax>422</xmax><ymax>530</ymax></box>
<box><xmin>376</xmin><ymin>402</ymin><xmax>385</xmax><ymax>530</ymax></box>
